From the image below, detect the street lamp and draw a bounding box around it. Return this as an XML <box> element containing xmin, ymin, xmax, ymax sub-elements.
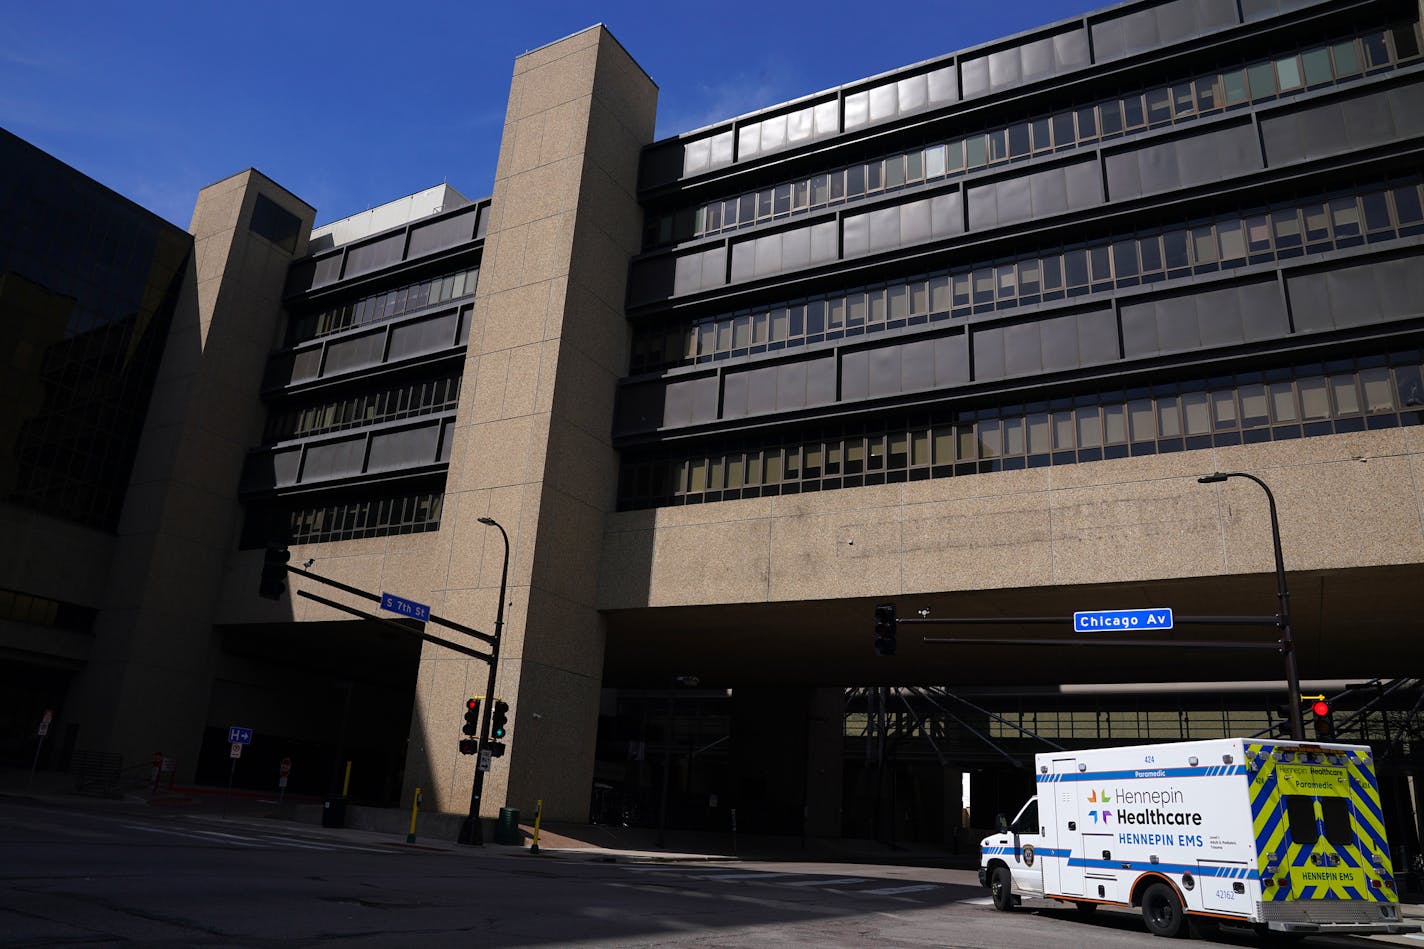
<box><xmin>1198</xmin><ymin>471</ymin><xmax>1303</xmax><ymax>740</ymax></box>
<box><xmin>459</xmin><ymin>515</ymin><xmax>510</xmax><ymax>846</ymax></box>
<box><xmin>656</xmin><ymin>674</ymin><xmax>699</xmax><ymax>848</ymax></box>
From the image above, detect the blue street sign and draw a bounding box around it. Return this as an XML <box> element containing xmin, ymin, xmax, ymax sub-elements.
<box><xmin>380</xmin><ymin>592</ymin><xmax>430</xmax><ymax>624</ymax></box>
<box><xmin>228</xmin><ymin>726</ymin><xmax>253</xmax><ymax>745</ymax></box>
<box><xmin>1073</xmin><ymin>608</ymin><xmax>1174</xmax><ymax>632</ymax></box>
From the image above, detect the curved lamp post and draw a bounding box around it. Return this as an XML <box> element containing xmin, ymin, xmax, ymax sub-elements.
<box><xmin>459</xmin><ymin>516</ymin><xmax>509</xmax><ymax>846</ymax></box>
<box><xmin>1198</xmin><ymin>471</ymin><xmax>1303</xmax><ymax>740</ymax></box>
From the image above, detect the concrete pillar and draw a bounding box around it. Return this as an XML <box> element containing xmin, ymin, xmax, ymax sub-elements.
<box><xmin>407</xmin><ymin>26</ymin><xmax>657</xmax><ymax>820</ymax></box>
<box><xmin>805</xmin><ymin>687</ymin><xmax>845</xmax><ymax>836</ymax></box>
<box><xmin>67</xmin><ymin>171</ymin><xmax>313</xmax><ymax>776</ymax></box>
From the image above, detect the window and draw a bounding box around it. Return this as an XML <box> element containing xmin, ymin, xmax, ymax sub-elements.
<box><xmin>1275</xmin><ymin>54</ymin><xmax>1303</xmax><ymax>91</ymax></box>
<box><xmin>1301</xmin><ymin>46</ymin><xmax>1333</xmax><ymax>85</ymax></box>
<box><xmin>1247</xmin><ymin>61</ymin><xmax>1276</xmax><ymax>99</ymax></box>
<box><xmin>1284</xmin><ymin>796</ymin><xmax>1318</xmax><ymax>845</ymax></box>
<box><xmin>1223</xmin><ymin>68</ymin><xmax>1248</xmax><ymax>105</ymax></box>
<box><xmin>1146</xmin><ymin>87</ymin><xmax>1171</xmax><ymax>126</ymax></box>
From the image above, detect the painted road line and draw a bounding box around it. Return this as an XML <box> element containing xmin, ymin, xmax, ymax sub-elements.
<box><xmin>122</xmin><ymin>823</ymin><xmax>263</xmax><ymax>848</ymax></box>
<box><xmin>777</xmin><ymin>877</ymin><xmax>871</xmax><ymax>887</ymax></box>
<box><xmin>861</xmin><ymin>883</ymin><xmax>940</xmax><ymax>895</ymax></box>
<box><xmin>958</xmin><ymin>896</ymin><xmax>995</xmax><ymax>905</ymax></box>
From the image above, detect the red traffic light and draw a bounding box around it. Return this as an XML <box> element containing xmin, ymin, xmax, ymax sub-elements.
<box><xmin>1312</xmin><ymin>700</ymin><xmax>1331</xmax><ymax>717</ymax></box>
<box><xmin>466</xmin><ymin>698</ymin><xmax>478</xmax><ymax>710</ymax></box>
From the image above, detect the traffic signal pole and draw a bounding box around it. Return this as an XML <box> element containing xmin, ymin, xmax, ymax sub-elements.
<box><xmin>258</xmin><ymin>544</ymin><xmax>511</xmax><ymax>845</ymax></box>
<box><xmin>459</xmin><ymin>517</ymin><xmax>509</xmax><ymax>847</ymax></box>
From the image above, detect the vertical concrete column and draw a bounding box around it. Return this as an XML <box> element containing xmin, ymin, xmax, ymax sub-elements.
<box><xmin>805</xmin><ymin>687</ymin><xmax>845</xmax><ymax>836</ymax></box>
<box><xmin>69</xmin><ymin>172</ymin><xmax>313</xmax><ymax>776</ymax></box>
<box><xmin>413</xmin><ymin>27</ymin><xmax>656</xmax><ymax>819</ymax></box>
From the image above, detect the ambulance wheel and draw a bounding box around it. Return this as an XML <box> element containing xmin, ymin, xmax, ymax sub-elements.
<box><xmin>990</xmin><ymin>867</ymin><xmax>1015</xmax><ymax>912</ymax></box>
<box><xmin>1074</xmin><ymin>901</ymin><xmax>1098</xmax><ymax>916</ymax></box>
<box><xmin>1141</xmin><ymin>882</ymin><xmax>1187</xmax><ymax>938</ymax></box>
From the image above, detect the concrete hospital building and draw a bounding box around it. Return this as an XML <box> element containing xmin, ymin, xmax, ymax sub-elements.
<box><xmin>2</xmin><ymin>0</ymin><xmax>1422</xmax><ymax>851</ymax></box>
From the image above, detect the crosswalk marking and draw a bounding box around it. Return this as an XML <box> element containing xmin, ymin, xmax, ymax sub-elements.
<box><xmin>120</xmin><ymin>822</ymin><xmax>391</xmax><ymax>853</ymax></box>
<box><xmin>958</xmin><ymin>896</ymin><xmax>995</xmax><ymax>906</ymax></box>
<box><xmin>861</xmin><ymin>883</ymin><xmax>940</xmax><ymax>895</ymax></box>
<box><xmin>608</xmin><ymin>863</ymin><xmax>950</xmax><ymax>901</ymax></box>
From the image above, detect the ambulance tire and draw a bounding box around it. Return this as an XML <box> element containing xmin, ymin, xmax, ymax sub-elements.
<box><xmin>1141</xmin><ymin>882</ymin><xmax>1187</xmax><ymax>938</ymax></box>
<box><xmin>990</xmin><ymin>867</ymin><xmax>1015</xmax><ymax>912</ymax></box>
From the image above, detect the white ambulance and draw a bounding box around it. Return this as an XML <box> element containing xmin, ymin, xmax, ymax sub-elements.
<box><xmin>978</xmin><ymin>737</ymin><xmax>1417</xmax><ymax>938</ymax></box>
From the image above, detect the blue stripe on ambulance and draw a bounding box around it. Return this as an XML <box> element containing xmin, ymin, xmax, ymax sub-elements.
<box><xmin>1065</xmin><ymin>857</ymin><xmax>1259</xmax><ymax>878</ymax></box>
<box><xmin>1037</xmin><ymin>766</ymin><xmax>1246</xmax><ymax>782</ymax></box>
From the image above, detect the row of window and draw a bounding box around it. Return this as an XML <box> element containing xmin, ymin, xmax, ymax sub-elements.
<box><xmin>263</xmin><ymin>374</ymin><xmax>462</xmax><ymax>443</ymax></box>
<box><xmin>630</xmin><ymin>176</ymin><xmax>1424</xmax><ymax>374</ymax></box>
<box><xmin>644</xmin><ymin>16</ymin><xmax>1422</xmax><ymax>250</ymax></box>
<box><xmin>0</xmin><ymin>586</ymin><xmax>96</xmax><ymax>635</ymax></box>
<box><xmin>284</xmin><ymin>490</ymin><xmax>445</xmax><ymax>545</ymax></box>
<box><xmin>287</xmin><ymin>267</ymin><xmax>479</xmax><ymax>345</ymax></box>
<box><xmin>616</xmin><ymin>352</ymin><xmax>1424</xmax><ymax>510</ymax></box>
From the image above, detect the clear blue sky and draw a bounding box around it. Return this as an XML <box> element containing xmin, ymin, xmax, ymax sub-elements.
<box><xmin>2</xmin><ymin>1</ymin><xmax>1097</xmax><ymax>228</ymax></box>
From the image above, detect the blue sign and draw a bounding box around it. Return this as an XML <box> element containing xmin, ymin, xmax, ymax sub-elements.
<box><xmin>228</xmin><ymin>726</ymin><xmax>253</xmax><ymax>745</ymax></box>
<box><xmin>381</xmin><ymin>592</ymin><xmax>430</xmax><ymax>624</ymax></box>
<box><xmin>1073</xmin><ymin>608</ymin><xmax>1174</xmax><ymax>632</ymax></box>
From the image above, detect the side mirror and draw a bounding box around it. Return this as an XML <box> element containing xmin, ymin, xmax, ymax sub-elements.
<box><xmin>995</xmin><ymin>813</ymin><xmax>1009</xmax><ymax>833</ymax></box>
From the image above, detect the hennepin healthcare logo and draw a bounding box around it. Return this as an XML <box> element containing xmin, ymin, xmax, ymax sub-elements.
<box><xmin>1087</xmin><ymin>786</ymin><xmax>1205</xmax><ymax>828</ymax></box>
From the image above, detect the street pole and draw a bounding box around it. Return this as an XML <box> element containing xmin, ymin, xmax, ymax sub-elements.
<box><xmin>459</xmin><ymin>516</ymin><xmax>509</xmax><ymax>846</ymax></box>
<box><xmin>1199</xmin><ymin>471</ymin><xmax>1304</xmax><ymax>740</ymax></box>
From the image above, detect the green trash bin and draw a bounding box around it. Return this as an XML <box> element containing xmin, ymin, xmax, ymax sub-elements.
<box><xmin>494</xmin><ymin>806</ymin><xmax>521</xmax><ymax>845</ymax></box>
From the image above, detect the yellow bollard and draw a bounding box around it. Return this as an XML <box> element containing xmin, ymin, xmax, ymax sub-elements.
<box><xmin>407</xmin><ymin>787</ymin><xmax>422</xmax><ymax>844</ymax></box>
<box><xmin>530</xmin><ymin>799</ymin><xmax>543</xmax><ymax>854</ymax></box>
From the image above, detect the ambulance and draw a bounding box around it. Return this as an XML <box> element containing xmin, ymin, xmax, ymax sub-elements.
<box><xmin>978</xmin><ymin>737</ymin><xmax>1418</xmax><ymax>938</ymax></box>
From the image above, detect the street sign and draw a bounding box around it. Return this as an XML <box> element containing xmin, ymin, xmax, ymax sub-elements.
<box><xmin>380</xmin><ymin>591</ymin><xmax>430</xmax><ymax>623</ymax></box>
<box><xmin>1073</xmin><ymin>608</ymin><xmax>1174</xmax><ymax>632</ymax></box>
<box><xmin>478</xmin><ymin>749</ymin><xmax>492</xmax><ymax>772</ymax></box>
<box><xmin>229</xmin><ymin>742</ymin><xmax>243</xmax><ymax>758</ymax></box>
<box><xmin>228</xmin><ymin>726</ymin><xmax>253</xmax><ymax>744</ymax></box>
<box><xmin>280</xmin><ymin>757</ymin><xmax>292</xmax><ymax>777</ymax></box>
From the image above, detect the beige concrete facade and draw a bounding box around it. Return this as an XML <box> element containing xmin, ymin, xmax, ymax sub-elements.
<box><xmin>66</xmin><ymin>171</ymin><xmax>314</xmax><ymax>775</ymax></box>
<box><xmin>598</xmin><ymin>428</ymin><xmax>1424</xmax><ymax>688</ymax></box>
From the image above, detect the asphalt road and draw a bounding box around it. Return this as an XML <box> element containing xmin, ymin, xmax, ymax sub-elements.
<box><xmin>0</xmin><ymin>797</ymin><xmax>1417</xmax><ymax>947</ymax></box>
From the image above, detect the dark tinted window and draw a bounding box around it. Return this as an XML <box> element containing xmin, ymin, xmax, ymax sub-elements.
<box><xmin>1285</xmin><ymin>795</ymin><xmax>1319</xmax><ymax>844</ymax></box>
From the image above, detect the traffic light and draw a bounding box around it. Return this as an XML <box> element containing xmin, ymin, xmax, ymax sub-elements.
<box><xmin>491</xmin><ymin>700</ymin><xmax>509</xmax><ymax>739</ymax></box>
<box><xmin>1311</xmin><ymin>699</ymin><xmax>1335</xmax><ymax>740</ymax></box>
<box><xmin>258</xmin><ymin>546</ymin><xmax>290</xmax><ymax>600</ymax></box>
<box><xmin>459</xmin><ymin>698</ymin><xmax>481</xmax><ymax>755</ymax></box>
<box><xmin>874</xmin><ymin>603</ymin><xmax>897</xmax><ymax>656</ymax></box>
